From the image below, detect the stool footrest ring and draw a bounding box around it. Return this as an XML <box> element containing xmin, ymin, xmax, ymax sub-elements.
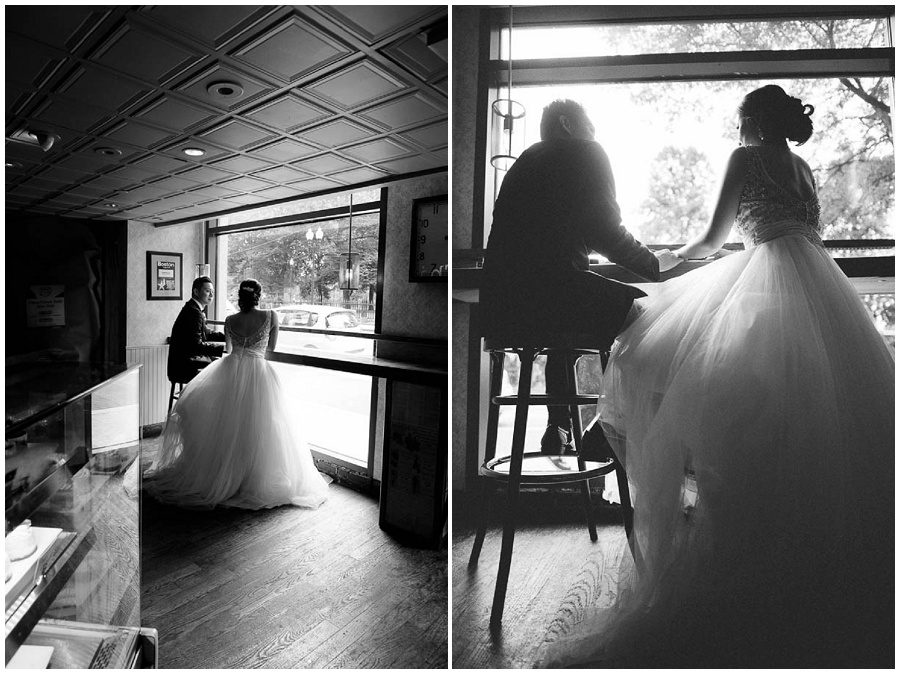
<box><xmin>481</xmin><ymin>452</ymin><xmax>616</xmax><ymax>484</ymax></box>
<box><xmin>492</xmin><ymin>394</ymin><xmax>600</xmax><ymax>406</ymax></box>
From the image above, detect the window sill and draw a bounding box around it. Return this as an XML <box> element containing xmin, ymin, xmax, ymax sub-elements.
<box><xmin>452</xmin><ymin>251</ymin><xmax>895</xmax><ymax>300</ymax></box>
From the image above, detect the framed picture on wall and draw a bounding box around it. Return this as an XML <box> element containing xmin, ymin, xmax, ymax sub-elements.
<box><xmin>146</xmin><ymin>251</ymin><xmax>183</xmax><ymax>301</ymax></box>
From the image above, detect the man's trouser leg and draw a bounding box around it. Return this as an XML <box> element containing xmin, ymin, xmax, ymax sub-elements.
<box><xmin>544</xmin><ymin>351</ymin><xmax>571</xmax><ymax>431</ymax></box>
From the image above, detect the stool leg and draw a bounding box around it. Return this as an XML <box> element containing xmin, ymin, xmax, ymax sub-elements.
<box><xmin>468</xmin><ymin>477</ymin><xmax>490</xmax><ymax>567</ymax></box>
<box><xmin>490</xmin><ymin>349</ymin><xmax>534</xmax><ymax>629</ymax></box>
<box><xmin>469</xmin><ymin>351</ymin><xmax>505</xmax><ymax>568</ymax></box>
<box><xmin>567</xmin><ymin>352</ymin><xmax>598</xmax><ymax>542</ymax></box>
<box><xmin>483</xmin><ymin>350</ymin><xmax>505</xmax><ymax>464</ymax></box>
<box><xmin>614</xmin><ymin>455</ymin><xmax>642</xmax><ymax>570</ymax></box>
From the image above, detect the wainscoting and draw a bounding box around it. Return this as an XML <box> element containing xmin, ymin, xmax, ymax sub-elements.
<box><xmin>125</xmin><ymin>345</ymin><xmax>168</xmax><ymax>427</ymax></box>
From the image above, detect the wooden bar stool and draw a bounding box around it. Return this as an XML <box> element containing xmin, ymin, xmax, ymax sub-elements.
<box><xmin>167</xmin><ymin>358</ymin><xmax>214</xmax><ymax>416</ymax></box>
<box><xmin>468</xmin><ymin>337</ymin><xmax>633</xmax><ymax>630</ymax></box>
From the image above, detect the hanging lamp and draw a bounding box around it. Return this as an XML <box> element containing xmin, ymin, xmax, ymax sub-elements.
<box><xmin>338</xmin><ymin>195</ymin><xmax>360</xmax><ymax>290</ymax></box>
<box><xmin>489</xmin><ymin>6</ymin><xmax>525</xmax><ymax>170</ymax></box>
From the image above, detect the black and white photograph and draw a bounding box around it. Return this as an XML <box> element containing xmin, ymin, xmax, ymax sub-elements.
<box><xmin>4</xmin><ymin>2</ymin><xmax>896</xmax><ymax>672</ymax></box>
<box><xmin>450</xmin><ymin>4</ymin><xmax>894</xmax><ymax>669</ymax></box>
<box><xmin>6</xmin><ymin>5</ymin><xmax>447</xmax><ymax>669</ymax></box>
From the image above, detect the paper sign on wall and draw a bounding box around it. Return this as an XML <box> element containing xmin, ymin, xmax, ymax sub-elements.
<box><xmin>26</xmin><ymin>285</ymin><xmax>66</xmax><ymax>328</ymax></box>
<box><xmin>155</xmin><ymin>260</ymin><xmax>176</xmax><ymax>291</ymax></box>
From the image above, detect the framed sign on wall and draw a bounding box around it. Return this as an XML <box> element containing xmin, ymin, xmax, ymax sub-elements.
<box><xmin>409</xmin><ymin>194</ymin><xmax>448</xmax><ymax>282</ymax></box>
<box><xmin>146</xmin><ymin>251</ymin><xmax>183</xmax><ymax>301</ymax></box>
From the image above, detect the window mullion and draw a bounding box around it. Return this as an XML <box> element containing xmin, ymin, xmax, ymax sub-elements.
<box><xmin>495</xmin><ymin>47</ymin><xmax>894</xmax><ymax>86</ymax></box>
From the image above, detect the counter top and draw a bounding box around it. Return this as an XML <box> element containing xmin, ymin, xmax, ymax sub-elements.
<box><xmin>6</xmin><ymin>362</ymin><xmax>139</xmax><ymax>437</ymax></box>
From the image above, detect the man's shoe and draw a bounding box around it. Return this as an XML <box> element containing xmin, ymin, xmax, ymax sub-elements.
<box><xmin>540</xmin><ymin>424</ymin><xmax>574</xmax><ymax>455</ymax></box>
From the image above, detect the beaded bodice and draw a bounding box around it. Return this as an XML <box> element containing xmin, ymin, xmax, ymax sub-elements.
<box><xmin>227</xmin><ymin>311</ymin><xmax>271</xmax><ymax>359</ymax></box>
<box><xmin>734</xmin><ymin>146</ymin><xmax>823</xmax><ymax>249</ymax></box>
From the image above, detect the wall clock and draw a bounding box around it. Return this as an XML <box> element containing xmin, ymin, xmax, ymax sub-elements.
<box><xmin>409</xmin><ymin>194</ymin><xmax>448</xmax><ymax>282</ymax></box>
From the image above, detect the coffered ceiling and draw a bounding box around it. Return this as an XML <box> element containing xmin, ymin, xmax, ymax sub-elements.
<box><xmin>5</xmin><ymin>5</ymin><xmax>448</xmax><ymax>225</ymax></box>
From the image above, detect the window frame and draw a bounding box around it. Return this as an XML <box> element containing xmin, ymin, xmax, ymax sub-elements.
<box><xmin>205</xmin><ymin>187</ymin><xmax>391</xmax><ymax>484</ymax></box>
<box><xmin>471</xmin><ymin>5</ymin><xmax>895</xmax><ymax>264</ymax></box>
<box><xmin>459</xmin><ymin>5</ymin><xmax>895</xmax><ymax>487</ymax></box>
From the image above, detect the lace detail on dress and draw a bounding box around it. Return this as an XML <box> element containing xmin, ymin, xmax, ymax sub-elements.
<box><xmin>226</xmin><ymin>311</ymin><xmax>271</xmax><ymax>359</ymax></box>
<box><xmin>735</xmin><ymin>146</ymin><xmax>823</xmax><ymax>249</ymax></box>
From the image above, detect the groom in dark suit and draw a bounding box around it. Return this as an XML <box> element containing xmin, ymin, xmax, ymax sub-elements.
<box><xmin>481</xmin><ymin>99</ymin><xmax>665</xmax><ymax>455</ymax></box>
<box><xmin>167</xmin><ymin>276</ymin><xmax>226</xmax><ymax>385</ymax></box>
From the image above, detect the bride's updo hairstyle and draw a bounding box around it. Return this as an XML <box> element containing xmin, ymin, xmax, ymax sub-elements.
<box><xmin>739</xmin><ymin>84</ymin><xmax>814</xmax><ymax>145</ymax></box>
<box><xmin>237</xmin><ymin>278</ymin><xmax>262</xmax><ymax>312</ymax></box>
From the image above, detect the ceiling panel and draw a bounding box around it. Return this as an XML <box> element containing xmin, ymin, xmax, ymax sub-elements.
<box><xmin>134</xmin><ymin>97</ymin><xmax>218</xmax><ymax>133</ymax></box>
<box><xmin>6</xmin><ymin>5</ymin><xmax>447</xmax><ymax>225</ymax></box>
<box><xmin>143</xmin><ymin>6</ymin><xmax>268</xmax><ymax>50</ymax></box>
<box><xmin>361</xmin><ymin>92</ymin><xmax>445</xmax><ymax>130</ymax></box>
<box><xmin>91</xmin><ymin>23</ymin><xmax>202</xmax><ymax>85</ymax></box>
<box><xmin>244</xmin><ymin>95</ymin><xmax>329</xmax><ymax>132</ymax></box>
<box><xmin>305</xmin><ymin>61</ymin><xmax>407</xmax><ymax>109</ymax></box>
<box><xmin>401</xmin><ymin>120</ymin><xmax>449</xmax><ymax>150</ymax></box>
<box><xmin>301</xmin><ymin>119</ymin><xmax>374</xmax><ymax>147</ymax></box>
<box><xmin>231</xmin><ymin>17</ymin><xmax>350</xmax><ymax>82</ymax></box>
<box><xmin>319</xmin><ymin>6</ymin><xmax>438</xmax><ymax>44</ymax></box>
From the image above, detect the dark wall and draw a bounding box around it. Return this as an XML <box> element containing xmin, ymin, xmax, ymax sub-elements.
<box><xmin>6</xmin><ymin>216</ymin><xmax>127</xmax><ymax>365</ymax></box>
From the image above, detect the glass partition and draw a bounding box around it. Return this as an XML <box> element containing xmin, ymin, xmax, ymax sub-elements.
<box><xmin>6</xmin><ymin>365</ymin><xmax>153</xmax><ymax>668</ymax></box>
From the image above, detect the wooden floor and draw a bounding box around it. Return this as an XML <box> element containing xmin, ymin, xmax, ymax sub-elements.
<box><xmin>139</xmin><ymin>437</ymin><xmax>447</xmax><ymax>669</ymax></box>
<box><xmin>452</xmin><ymin>494</ymin><xmax>632</xmax><ymax>669</ymax></box>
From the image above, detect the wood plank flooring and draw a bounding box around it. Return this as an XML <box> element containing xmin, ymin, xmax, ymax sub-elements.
<box><xmin>452</xmin><ymin>493</ymin><xmax>632</xmax><ymax>669</ymax></box>
<box><xmin>139</xmin><ymin>437</ymin><xmax>447</xmax><ymax>669</ymax></box>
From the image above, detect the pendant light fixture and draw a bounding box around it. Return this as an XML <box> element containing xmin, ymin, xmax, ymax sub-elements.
<box><xmin>489</xmin><ymin>6</ymin><xmax>525</xmax><ymax>171</ymax></box>
<box><xmin>338</xmin><ymin>195</ymin><xmax>360</xmax><ymax>291</ymax></box>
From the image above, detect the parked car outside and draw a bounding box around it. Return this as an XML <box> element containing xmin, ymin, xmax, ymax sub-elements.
<box><xmin>273</xmin><ymin>304</ymin><xmax>369</xmax><ymax>354</ymax></box>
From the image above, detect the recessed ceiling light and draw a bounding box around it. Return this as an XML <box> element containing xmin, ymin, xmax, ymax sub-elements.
<box><xmin>104</xmin><ymin>203</ymin><xmax>118</xmax><ymax>208</ymax></box>
<box><xmin>94</xmin><ymin>147</ymin><xmax>122</xmax><ymax>156</ymax></box>
<box><xmin>183</xmin><ymin>147</ymin><xmax>206</xmax><ymax>157</ymax></box>
<box><xmin>6</xmin><ymin>161</ymin><xmax>22</xmax><ymax>168</ymax></box>
<box><xmin>206</xmin><ymin>80</ymin><xmax>244</xmax><ymax>99</ymax></box>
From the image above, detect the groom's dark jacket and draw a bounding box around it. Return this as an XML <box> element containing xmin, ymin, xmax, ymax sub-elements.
<box><xmin>167</xmin><ymin>300</ymin><xmax>226</xmax><ymax>384</ymax></box>
<box><xmin>481</xmin><ymin>137</ymin><xmax>660</xmax><ymax>349</ymax></box>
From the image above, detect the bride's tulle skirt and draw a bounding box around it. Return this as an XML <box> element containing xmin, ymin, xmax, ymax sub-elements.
<box><xmin>548</xmin><ymin>234</ymin><xmax>894</xmax><ymax>667</ymax></box>
<box><xmin>145</xmin><ymin>353</ymin><xmax>330</xmax><ymax>510</ymax></box>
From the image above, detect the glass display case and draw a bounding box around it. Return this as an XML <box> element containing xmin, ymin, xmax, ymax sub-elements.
<box><xmin>5</xmin><ymin>362</ymin><xmax>157</xmax><ymax>668</ymax></box>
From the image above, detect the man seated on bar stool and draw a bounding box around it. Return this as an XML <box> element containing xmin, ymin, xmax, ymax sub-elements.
<box><xmin>167</xmin><ymin>276</ymin><xmax>225</xmax><ymax>400</ymax></box>
<box><xmin>481</xmin><ymin>99</ymin><xmax>676</xmax><ymax>458</ymax></box>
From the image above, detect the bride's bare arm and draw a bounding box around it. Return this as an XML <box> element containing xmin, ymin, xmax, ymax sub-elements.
<box><xmin>674</xmin><ymin>147</ymin><xmax>749</xmax><ymax>261</ymax></box>
<box><xmin>224</xmin><ymin>315</ymin><xmax>232</xmax><ymax>354</ymax></box>
<box><xmin>266</xmin><ymin>310</ymin><xmax>279</xmax><ymax>353</ymax></box>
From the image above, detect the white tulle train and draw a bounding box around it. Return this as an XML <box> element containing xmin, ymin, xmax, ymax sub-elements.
<box><xmin>547</xmin><ymin>234</ymin><xmax>894</xmax><ymax>667</ymax></box>
<box><xmin>146</xmin><ymin>351</ymin><xmax>330</xmax><ymax>510</ymax></box>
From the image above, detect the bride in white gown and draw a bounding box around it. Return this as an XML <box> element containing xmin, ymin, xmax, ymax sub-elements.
<box><xmin>146</xmin><ymin>279</ymin><xmax>330</xmax><ymax>510</ymax></box>
<box><xmin>550</xmin><ymin>85</ymin><xmax>894</xmax><ymax>667</ymax></box>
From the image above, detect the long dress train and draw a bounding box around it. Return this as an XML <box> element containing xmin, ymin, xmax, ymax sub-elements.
<box><xmin>145</xmin><ymin>310</ymin><xmax>330</xmax><ymax>510</ymax></box>
<box><xmin>547</xmin><ymin>146</ymin><xmax>894</xmax><ymax>667</ymax></box>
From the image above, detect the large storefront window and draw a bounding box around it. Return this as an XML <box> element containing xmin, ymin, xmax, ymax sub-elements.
<box><xmin>502</xmin><ymin>77</ymin><xmax>893</xmax><ymax>245</ymax></box>
<box><xmin>210</xmin><ymin>188</ymin><xmax>383</xmax><ymax>468</ymax></box>
<box><xmin>215</xmin><ymin>188</ymin><xmax>380</xmax><ymax>355</ymax></box>
<box><xmin>484</xmin><ymin>8</ymin><xmax>895</xmax><ymax>470</ymax></box>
